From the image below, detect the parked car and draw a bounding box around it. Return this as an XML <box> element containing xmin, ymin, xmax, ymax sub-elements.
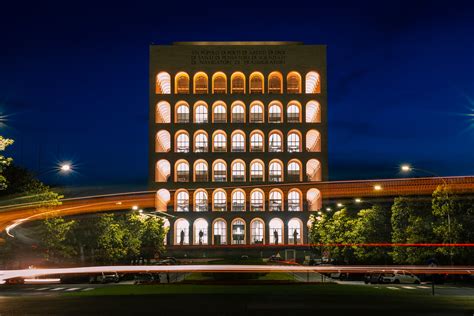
<box><xmin>5</xmin><ymin>277</ymin><xmax>25</xmax><ymax>285</ymax></box>
<box><xmin>89</xmin><ymin>272</ymin><xmax>120</xmax><ymax>284</ymax></box>
<box><xmin>382</xmin><ymin>271</ymin><xmax>420</xmax><ymax>284</ymax></box>
<box><xmin>134</xmin><ymin>273</ymin><xmax>161</xmax><ymax>285</ymax></box>
<box><xmin>268</xmin><ymin>255</ymin><xmax>285</xmax><ymax>263</ymax></box>
<box><xmin>364</xmin><ymin>273</ymin><xmax>384</xmax><ymax>284</ymax></box>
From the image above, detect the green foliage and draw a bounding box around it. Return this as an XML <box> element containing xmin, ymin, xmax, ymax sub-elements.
<box><xmin>0</xmin><ymin>136</ymin><xmax>14</xmax><ymax>190</ymax></box>
<box><xmin>432</xmin><ymin>186</ymin><xmax>474</xmax><ymax>264</ymax></box>
<box><xmin>95</xmin><ymin>214</ymin><xmax>128</xmax><ymax>264</ymax></box>
<box><xmin>390</xmin><ymin>196</ymin><xmax>435</xmax><ymax>264</ymax></box>
<box><xmin>140</xmin><ymin>216</ymin><xmax>166</xmax><ymax>262</ymax></box>
<box><xmin>352</xmin><ymin>205</ymin><xmax>392</xmax><ymax>264</ymax></box>
<box><xmin>40</xmin><ymin>217</ymin><xmax>76</xmax><ymax>262</ymax></box>
<box><xmin>0</xmin><ymin>165</ymin><xmax>63</xmax><ymax>208</ymax></box>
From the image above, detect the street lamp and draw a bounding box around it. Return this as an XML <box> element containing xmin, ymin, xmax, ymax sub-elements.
<box><xmin>60</xmin><ymin>163</ymin><xmax>71</xmax><ymax>172</ymax></box>
<box><xmin>400</xmin><ymin>164</ymin><xmax>453</xmax><ymax>265</ymax></box>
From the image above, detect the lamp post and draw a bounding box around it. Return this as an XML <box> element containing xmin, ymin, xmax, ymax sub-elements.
<box><xmin>400</xmin><ymin>164</ymin><xmax>453</xmax><ymax>265</ymax></box>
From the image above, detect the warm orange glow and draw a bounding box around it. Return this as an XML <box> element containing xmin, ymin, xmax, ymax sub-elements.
<box><xmin>230</xmin><ymin>72</ymin><xmax>246</xmax><ymax>94</ymax></box>
<box><xmin>249</xmin><ymin>72</ymin><xmax>264</xmax><ymax>94</ymax></box>
<box><xmin>193</xmin><ymin>72</ymin><xmax>208</xmax><ymax>94</ymax></box>
<box><xmin>268</xmin><ymin>71</ymin><xmax>283</xmax><ymax>94</ymax></box>
<box><xmin>287</xmin><ymin>71</ymin><xmax>302</xmax><ymax>94</ymax></box>
<box><xmin>174</xmin><ymin>72</ymin><xmax>190</xmax><ymax>94</ymax></box>
<box><xmin>212</xmin><ymin>72</ymin><xmax>227</xmax><ymax>94</ymax></box>
<box><xmin>305</xmin><ymin>71</ymin><xmax>321</xmax><ymax>94</ymax></box>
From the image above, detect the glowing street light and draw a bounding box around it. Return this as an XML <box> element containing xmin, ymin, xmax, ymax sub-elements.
<box><xmin>355</xmin><ymin>198</ymin><xmax>362</xmax><ymax>203</ymax></box>
<box><xmin>132</xmin><ymin>205</ymin><xmax>139</xmax><ymax>211</ymax></box>
<box><xmin>373</xmin><ymin>185</ymin><xmax>382</xmax><ymax>191</ymax></box>
<box><xmin>401</xmin><ymin>164</ymin><xmax>412</xmax><ymax>172</ymax></box>
<box><xmin>326</xmin><ymin>207</ymin><xmax>332</xmax><ymax>212</ymax></box>
<box><xmin>337</xmin><ymin>203</ymin><xmax>343</xmax><ymax>207</ymax></box>
<box><xmin>59</xmin><ymin>163</ymin><xmax>72</xmax><ymax>173</ymax></box>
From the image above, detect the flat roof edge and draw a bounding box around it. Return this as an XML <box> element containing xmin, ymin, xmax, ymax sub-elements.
<box><xmin>172</xmin><ymin>41</ymin><xmax>304</xmax><ymax>46</ymax></box>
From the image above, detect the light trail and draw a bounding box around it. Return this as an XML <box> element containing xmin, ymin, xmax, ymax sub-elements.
<box><xmin>0</xmin><ymin>265</ymin><xmax>473</xmax><ymax>282</ymax></box>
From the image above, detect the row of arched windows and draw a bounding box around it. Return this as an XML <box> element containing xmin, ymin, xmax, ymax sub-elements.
<box><xmin>156</xmin><ymin>71</ymin><xmax>321</xmax><ymax>95</ymax></box>
<box><xmin>155</xmin><ymin>100</ymin><xmax>321</xmax><ymax>124</ymax></box>
<box><xmin>157</xmin><ymin>129</ymin><xmax>321</xmax><ymax>153</ymax></box>
<box><xmin>174</xmin><ymin>217</ymin><xmax>306</xmax><ymax>246</ymax></box>
<box><xmin>172</xmin><ymin>187</ymin><xmax>321</xmax><ymax>213</ymax></box>
<box><xmin>155</xmin><ymin>159</ymin><xmax>322</xmax><ymax>183</ymax></box>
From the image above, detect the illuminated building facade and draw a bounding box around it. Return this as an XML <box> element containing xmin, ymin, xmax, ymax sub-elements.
<box><xmin>149</xmin><ymin>42</ymin><xmax>327</xmax><ymax>254</ymax></box>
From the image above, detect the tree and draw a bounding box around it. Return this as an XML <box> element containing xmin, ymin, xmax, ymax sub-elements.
<box><xmin>40</xmin><ymin>217</ymin><xmax>76</xmax><ymax>263</ymax></box>
<box><xmin>0</xmin><ymin>136</ymin><xmax>14</xmax><ymax>191</ymax></box>
<box><xmin>0</xmin><ymin>165</ymin><xmax>62</xmax><ymax>209</ymax></box>
<box><xmin>391</xmin><ymin>196</ymin><xmax>435</xmax><ymax>264</ymax></box>
<box><xmin>432</xmin><ymin>186</ymin><xmax>474</xmax><ymax>264</ymax></box>
<box><xmin>95</xmin><ymin>214</ymin><xmax>128</xmax><ymax>264</ymax></box>
<box><xmin>352</xmin><ymin>205</ymin><xmax>392</xmax><ymax>264</ymax></box>
<box><xmin>309</xmin><ymin>209</ymin><xmax>357</xmax><ymax>264</ymax></box>
<box><xmin>140</xmin><ymin>216</ymin><xmax>166</xmax><ymax>263</ymax></box>
<box><xmin>120</xmin><ymin>212</ymin><xmax>144</xmax><ymax>264</ymax></box>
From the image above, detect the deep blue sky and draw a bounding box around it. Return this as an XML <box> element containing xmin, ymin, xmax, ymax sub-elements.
<box><xmin>1</xmin><ymin>1</ymin><xmax>473</xmax><ymax>189</ymax></box>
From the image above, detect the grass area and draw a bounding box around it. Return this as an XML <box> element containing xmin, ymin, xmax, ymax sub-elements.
<box><xmin>257</xmin><ymin>272</ymin><xmax>295</xmax><ymax>281</ymax></box>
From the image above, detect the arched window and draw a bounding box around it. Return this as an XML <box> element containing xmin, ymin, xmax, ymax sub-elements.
<box><xmin>156</xmin><ymin>72</ymin><xmax>171</xmax><ymax>94</ymax></box>
<box><xmin>287</xmin><ymin>159</ymin><xmax>302</xmax><ymax>182</ymax></box>
<box><xmin>194</xmin><ymin>160</ymin><xmax>208</xmax><ymax>182</ymax></box>
<box><xmin>193</xmin><ymin>218</ymin><xmax>208</xmax><ymax>245</ymax></box>
<box><xmin>250</xmin><ymin>160</ymin><xmax>264</xmax><ymax>182</ymax></box>
<box><xmin>231</xmin><ymin>131</ymin><xmax>245</xmax><ymax>152</ymax></box>
<box><xmin>306</xmin><ymin>71</ymin><xmax>321</xmax><ymax>94</ymax></box>
<box><xmin>250</xmin><ymin>102</ymin><xmax>264</xmax><ymax>123</ymax></box>
<box><xmin>212</xmin><ymin>102</ymin><xmax>227</xmax><ymax>123</ymax></box>
<box><xmin>212</xmin><ymin>160</ymin><xmax>227</xmax><ymax>182</ymax></box>
<box><xmin>231</xmin><ymin>72</ymin><xmax>245</xmax><ymax>94</ymax></box>
<box><xmin>212</xmin><ymin>72</ymin><xmax>227</xmax><ymax>94</ymax></box>
<box><xmin>287</xmin><ymin>102</ymin><xmax>301</xmax><ymax>123</ymax></box>
<box><xmin>212</xmin><ymin>131</ymin><xmax>227</xmax><ymax>152</ymax></box>
<box><xmin>194</xmin><ymin>102</ymin><xmax>208</xmax><ymax>123</ymax></box>
<box><xmin>193</xmin><ymin>72</ymin><xmax>208</xmax><ymax>94</ymax></box>
<box><xmin>306</xmin><ymin>129</ymin><xmax>321</xmax><ymax>152</ymax></box>
<box><xmin>213</xmin><ymin>219</ymin><xmax>227</xmax><ymax>245</ymax></box>
<box><xmin>269</xmin><ymin>189</ymin><xmax>283</xmax><ymax>212</ymax></box>
<box><xmin>194</xmin><ymin>131</ymin><xmax>208</xmax><ymax>153</ymax></box>
<box><xmin>194</xmin><ymin>190</ymin><xmax>208</xmax><ymax>212</ymax></box>
<box><xmin>250</xmin><ymin>130</ymin><xmax>264</xmax><ymax>152</ymax></box>
<box><xmin>231</xmin><ymin>102</ymin><xmax>245</xmax><ymax>123</ymax></box>
<box><xmin>269</xmin><ymin>218</ymin><xmax>284</xmax><ymax>245</ymax></box>
<box><xmin>287</xmin><ymin>131</ymin><xmax>301</xmax><ymax>153</ymax></box>
<box><xmin>268</xmin><ymin>102</ymin><xmax>283</xmax><ymax>123</ymax></box>
<box><xmin>213</xmin><ymin>189</ymin><xmax>227</xmax><ymax>212</ymax></box>
<box><xmin>288</xmin><ymin>189</ymin><xmax>302</xmax><ymax>211</ymax></box>
<box><xmin>156</xmin><ymin>101</ymin><xmax>171</xmax><ymax>123</ymax></box>
<box><xmin>175</xmin><ymin>131</ymin><xmax>189</xmax><ymax>153</ymax></box>
<box><xmin>175</xmin><ymin>160</ymin><xmax>189</xmax><ymax>182</ymax></box>
<box><xmin>269</xmin><ymin>160</ymin><xmax>283</xmax><ymax>182</ymax></box>
<box><xmin>306</xmin><ymin>101</ymin><xmax>321</xmax><ymax>123</ymax></box>
<box><xmin>306</xmin><ymin>159</ymin><xmax>322</xmax><ymax>182</ymax></box>
<box><xmin>156</xmin><ymin>130</ymin><xmax>171</xmax><ymax>152</ymax></box>
<box><xmin>231</xmin><ymin>190</ymin><xmax>245</xmax><ymax>212</ymax></box>
<box><xmin>175</xmin><ymin>190</ymin><xmax>189</xmax><ymax>212</ymax></box>
<box><xmin>163</xmin><ymin>218</ymin><xmax>170</xmax><ymax>245</ymax></box>
<box><xmin>175</xmin><ymin>102</ymin><xmax>190</xmax><ymax>123</ymax></box>
<box><xmin>174</xmin><ymin>218</ymin><xmax>189</xmax><ymax>245</ymax></box>
<box><xmin>249</xmin><ymin>72</ymin><xmax>264</xmax><ymax>94</ymax></box>
<box><xmin>155</xmin><ymin>160</ymin><xmax>170</xmax><ymax>182</ymax></box>
<box><xmin>250</xmin><ymin>189</ymin><xmax>264</xmax><ymax>211</ymax></box>
<box><xmin>288</xmin><ymin>218</ymin><xmax>303</xmax><ymax>245</ymax></box>
<box><xmin>287</xmin><ymin>71</ymin><xmax>302</xmax><ymax>94</ymax></box>
<box><xmin>175</xmin><ymin>72</ymin><xmax>190</xmax><ymax>94</ymax></box>
<box><xmin>268</xmin><ymin>71</ymin><xmax>283</xmax><ymax>94</ymax></box>
<box><xmin>156</xmin><ymin>189</ymin><xmax>170</xmax><ymax>212</ymax></box>
<box><xmin>307</xmin><ymin>188</ymin><xmax>322</xmax><ymax>211</ymax></box>
<box><xmin>231</xmin><ymin>160</ymin><xmax>245</xmax><ymax>182</ymax></box>
<box><xmin>231</xmin><ymin>218</ymin><xmax>246</xmax><ymax>245</ymax></box>
<box><xmin>250</xmin><ymin>218</ymin><xmax>264</xmax><ymax>244</ymax></box>
<box><xmin>269</xmin><ymin>131</ymin><xmax>283</xmax><ymax>152</ymax></box>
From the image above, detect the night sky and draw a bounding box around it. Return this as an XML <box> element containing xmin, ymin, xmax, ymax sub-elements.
<box><xmin>1</xmin><ymin>1</ymin><xmax>473</xmax><ymax>190</ymax></box>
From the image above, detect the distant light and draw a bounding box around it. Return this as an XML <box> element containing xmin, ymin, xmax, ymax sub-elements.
<box><xmin>355</xmin><ymin>198</ymin><xmax>362</xmax><ymax>203</ymax></box>
<box><xmin>116</xmin><ymin>202</ymin><xmax>122</xmax><ymax>205</ymax></box>
<box><xmin>138</xmin><ymin>209</ymin><xmax>143</xmax><ymax>213</ymax></box>
<box><xmin>60</xmin><ymin>163</ymin><xmax>71</xmax><ymax>172</ymax></box>
<box><xmin>132</xmin><ymin>205</ymin><xmax>139</xmax><ymax>211</ymax></box>
<box><xmin>401</xmin><ymin>164</ymin><xmax>412</xmax><ymax>172</ymax></box>
<box><xmin>374</xmin><ymin>185</ymin><xmax>382</xmax><ymax>191</ymax></box>
<box><xmin>337</xmin><ymin>203</ymin><xmax>343</xmax><ymax>207</ymax></box>
<box><xmin>317</xmin><ymin>211</ymin><xmax>322</xmax><ymax>215</ymax></box>
<box><xmin>326</xmin><ymin>208</ymin><xmax>332</xmax><ymax>211</ymax></box>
